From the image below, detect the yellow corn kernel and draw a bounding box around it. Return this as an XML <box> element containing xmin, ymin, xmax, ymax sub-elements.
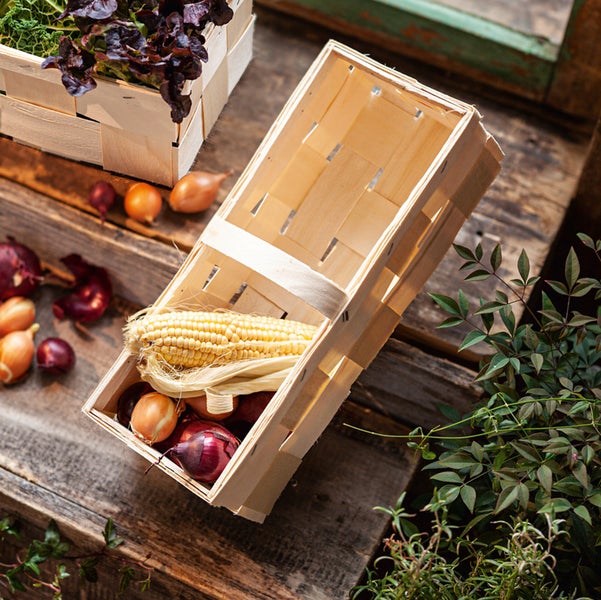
<box><xmin>125</xmin><ymin>310</ymin><xmax>317</xmax><ymax>368</ymax></box>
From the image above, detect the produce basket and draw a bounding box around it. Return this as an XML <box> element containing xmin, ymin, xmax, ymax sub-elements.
<box><xmin>0</xmin><ymin>0</ymin><xmax>254</xmax><ymax>186</ymax></box>
<box><xmin>83</xmin><ymin>40</ymin><xmax>503</xmax><ymax>523</ymax></box>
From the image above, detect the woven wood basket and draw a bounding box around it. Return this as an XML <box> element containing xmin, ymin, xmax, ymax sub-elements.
<box><xmin>83</xmin><ymin>40</ymin><xmax>503</xmax><ymax>522</ymax></box>
<box><xmin>0</xmin><ymin>0</ymin><xmax>254</xmax><ymax>186</ymax></box>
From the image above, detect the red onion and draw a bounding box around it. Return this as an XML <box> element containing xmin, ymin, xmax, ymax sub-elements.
<box><xmin>227</xmin><ymin>391</ymin><xmax>273</xmax><ymax>425</ymax></box>
<box><xmin>116</xmin><ymin>381</ymin><xmax>153</xmax><ymax>427</ymax></box>
<box><xmin>36</xmin><ymin>337</ymin><xmax>76</xmax><ymax>375</ymax></box>
<box><xmin>0</xmin><ymin>238</ymin><xmax>42</xmax><ymax>300</ymax></box>
<box><xmin>88</xmin><ymin>181</ymin><xmax>116</xmax><ymax>224</ymax></box>
<box><xmin>154</xmin><ymin>412</ymin><xmax>234</xmax><ymax>452</ymax></box>
<box><xmin>52</xmin><ymin>254</ymin><xmax>112</xmax><ymax>323</ymax></box>
<box><xmin>165</xmin><ymin>428</ymin><xmax>239</xmax><ymax>483</ymax></box>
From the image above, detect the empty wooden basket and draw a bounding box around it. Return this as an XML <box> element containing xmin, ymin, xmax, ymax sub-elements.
<box><xmin>83</xmin><ymin>39</ymin><xmax>503</xmax><ymax>522</ymax></box>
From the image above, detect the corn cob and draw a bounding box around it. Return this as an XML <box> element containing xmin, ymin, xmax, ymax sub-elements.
<box><xmin>125</xmin><ymin>309</ymin><xmax>318</xmax><ymax>369</ymax></box>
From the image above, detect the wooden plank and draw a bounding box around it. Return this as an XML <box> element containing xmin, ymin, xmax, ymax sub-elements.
<box><xmin>545</xmin><ymin>0</ymin><xmax>601</xmax><ymax>121</ymax></box>
<box><xmin>255</xmin><ymin>0</ymin><xmax>557</xmax><ymax>101</ymax></box>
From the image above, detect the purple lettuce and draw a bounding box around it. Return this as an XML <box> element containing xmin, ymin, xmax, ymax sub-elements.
<box><xmin>41</xmin><ymin>0</ymin><xmax>233</xmax><ymax>123</ymax></box>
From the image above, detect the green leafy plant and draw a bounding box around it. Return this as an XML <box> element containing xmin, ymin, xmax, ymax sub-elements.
<box><xmin>353</xmin><ymin>233</ymin><xmax>601</xmax><ymax>599</ymax></box>
<box><xmin>0</xmin><ymin>515</ymin><xmax>151</xmax><ymax>598</ymax></box>
<box><xmin>0</xmin><ymin>0</ymin><xmax>73</xmax><ymax>57</ymax></box>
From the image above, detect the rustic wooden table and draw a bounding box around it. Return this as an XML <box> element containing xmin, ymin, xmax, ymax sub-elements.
<box><xmin>0</xmin><ymin>7</ymin><xmax>592</xmax><ymax>598</ymax></box>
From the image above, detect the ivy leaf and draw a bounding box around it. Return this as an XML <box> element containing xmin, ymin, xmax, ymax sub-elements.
<box><xmin>587</xmin><ymin>492</ymin><xmax>601</xmax><ymax>507</ymax></box>
<box><xmin>577</xmin><ymin>232</ymin><xmax>595</xmax><ymax>249</ymax></box>
<box><xmin>517</xmin><ymin>482</ymin><xmax>529</xmax><ymax>510</ymax></box>
<box><xmin>572</xmin><ymin>461</ymin><xmax>590</xmax><ymax>489</ymax></box>
<box><xmin>460</xmin><ymin>485</ymin><xmax>477</xmax><ymax>513</ymax></box>
<box><xmin>475</xmin><ymin>354</ymin><xmax>510</xmax><ymax>382</ymax></box>
<box><xmin>103</xmin><ymin>519</ymin><xmax>124</xmax><ymax>549</ymax></box>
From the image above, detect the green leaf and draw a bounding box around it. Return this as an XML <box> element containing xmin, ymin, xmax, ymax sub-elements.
<box><xmin>510</xmin><ymin>441</ymin><xmax>539</xmax><ymax>463</ymax></box>
<box><xmin>429</xmin><ymin>293</ymin><xmax>461</xmax><ymax>317</ymax></box>
<box><xmin>537</xmin><ymin>464</ymin><xmax>553</xmax><ymax>494</ymax></box>
<box><xmin>587</xmin><ymin>492</ymin><xmax>601</xmax><ymax>507</ymax></box>
<box><xmin>457</xmin><ymin>289</ymin><xmax>469</xmax><ymax>318</ymax></box>
<box><xmin>564</xmin><ymin>247</ymin><xmax>580</xmax><ymax>290</ymax></box>
<box><xmin>577</xmin><ymin>232</ymin><xmax>595</xmax><ymax>249</ymax></box>
<box><xmin>460</xmin><ymin>485</ymin><xmax>477</xmax><ymax>513</ymax></box>
<box><xmin>464</xmin><ymin>269</ymin><xmax>491</xmax><ymax>282</ymax></box>
<box><xmin>103</xmin><ymin>519</ymin><xmax>125</xmax><ymax>549</ymax></box>
<box><xmin>530</xmin><ymin>352</ymin><xmax>544</xmax><ymax>374</ymax></box>
<box><xmin>44</xmin><ymin>520</ymin><xmax>61</xmax><ymax>547</ymax></box>
<box><xmin>572</xmin><ymin>462</ymin><xmax>590</xmax><ymax>489</ymax></box>
<box><xmin>437</xmin><ymin>316</ymin><xmax>464</xmax><ymax>329</ymax></box>
<box><xmin>490</xmin><ymin>243</ymin><xmax>502</xmax><ymax>272</ymax></box>
<box><xmin>453</xmin><ymin>243</ymin><xmax>477</xmax><ymax>261</ymax></box>
<box><xmin>458</xmin><ymin>330</ymin><xmax>488</xmax><ymax>352</ymax></box>
<box><xmin>494</xmin><ymin>484</ymin><xmax>519</xmax><ymax>513</ymax></box>
<box><xmin>573</xmin><ymin>505</ymin><xmax>592</xmax><ymax>526</ymax></box>
<box><xmin>538</xmin><ymin>497</ymin><xmax>573</xmax><ymax>515</ymax></box>
<box><xmin>475</xmin><ymin>354</ymin><xmax>510</xmax><ymax>382</ymax></box>
<box><xmin>517</xmin><ymin>249</ymin><xmax>530</xmax><ymax>283</ymax></box>
<box><xmin>474</xmin><ymin>300</ymin><xmax>506</xmax><ymax>315</ymax></box>
<box><xmin>546</xmin><ymin>280</ymin><xmax>568</xmax><ymax>295</ymax></box>
<box><xmin>430</xmin><ymin>471</ymin><xmax>464</xmax><ymax>483</ymax></box>
<box><xmin>517</xmin><ymin>482</ymin><xmax>529</xmax><ymax>510</ymax></box>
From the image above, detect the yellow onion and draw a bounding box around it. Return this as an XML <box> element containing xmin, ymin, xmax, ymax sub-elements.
<box><xmin>0</xmin><ymin>324</ymin><xmax>39</xmax><ymax>384</ymax></box>
<box><xmin>130</xmin><ymin>392</ymin><xmax>181</xmax><ymax>444</ymax></box>
<box><xmin>0</xmin><ymin>296</ymin><xmax>36</xmax><ymax>337</ymax></box>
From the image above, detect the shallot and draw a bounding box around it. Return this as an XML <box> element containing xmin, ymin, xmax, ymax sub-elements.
<box><xmin>168</xmin><ymin>170</ymin><xmax>233</xmax><ymax>213</ymax></box>
<box><xmin>0</xmin><ymin>324</ymin><xmax>38</xmax><ymax>384</ymax></box>
<box><xmin>0</xmin><ymin>297</ymin><xmax>36</xmax><ymax>337</ymax></box>
<box><xmin>186</xmin><ymin>392</ymin><xmax>238</xmax><ymax>421</ymax></box>
<box><xmin>36</xmin><ymin>337</ymin><xmax>76</xmax><ymax>375</ymax></box>
<box><xmin>88</xmin><ymin>181</ymin><xmax>116</xmax><ymax>224</ymax></box>
<box><xmin>0</xmin><ymin>238</ymin><xmax>42</xmax><ymax>300</ymax></box>
<box><xmin>52</xmin><ymin>254</ymin><xmax>112</xmax><ymax>323</ymax></box>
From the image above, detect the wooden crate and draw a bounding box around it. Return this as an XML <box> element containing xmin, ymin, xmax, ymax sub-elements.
<box><xmin>83</xmin><ymin>40</ymin><xmax>503</xmax><ymax>523</ymax></box>
<box><xmin>0</xmin><ymin>0</ymin><xmax>254</xmax><ymax>186</ymax></box>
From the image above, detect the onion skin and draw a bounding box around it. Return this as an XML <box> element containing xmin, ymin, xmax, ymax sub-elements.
<box><xmin>0</xmin><ymin>238</ymin><xmax>43</xmax><ymax>300</ymax></box>
<box><xmin>0</xmin><ymin>297</ymin><xmax>36</xmax><ymax>337</ymax></box>
<box><xmin>167</xmin><ymin>428</ymin><xmax>239</xmax><ymax>483</ymax></box>
<box><xmin>36</xmin><ymin>337</ymin><xmax>76</xmax><ymax>375</ymax></box>
<box><xmin>0</xmin><ymin>324</ymin><xmax>38</xmax><ymax>384</ymax></box>
<box><xmin>168</xmin><ymin>170</ymin><xmax>233</xmax><ymax>214</ymax></box>
<box><xmin>130</xmin><ymin>392</ymin><xmax>181</xmax><ymax>444</ymax></box>
<box><xmin>52</xmin><ymin>254</ymin><xmax>112</xmax><ymax>323</ymax></box>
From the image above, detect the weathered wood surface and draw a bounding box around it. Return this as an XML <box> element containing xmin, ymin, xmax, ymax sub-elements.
<box><xmin>0</xmin><ymin>7</ymin><xmax>590</xmax><ymax>359</ymax></box>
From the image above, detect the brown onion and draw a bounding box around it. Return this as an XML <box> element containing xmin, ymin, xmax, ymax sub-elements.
<box><xmin>168</xmin><ymin>169</ymin><xmax>232</xmax><ymax>214</ymax></box>
<box><xmin>124</xmin><ymin>182</ymin><xmax>163</xmax><ymax>224</ymax></box>
<box><xmin>0</xmin><ymin>324</ymin><xmax>38</xmax><ymax>384</ymax></box>
<box><xmin>130</xmin><ymin>392</ymin><xmax>181</xmax><ymax>444</ymax></box>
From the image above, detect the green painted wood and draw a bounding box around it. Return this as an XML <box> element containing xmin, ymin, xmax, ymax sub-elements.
<box><xmin>258</xmin><ymin>0</ymin><xmax>557</xmax><ymax>97</ymax></box>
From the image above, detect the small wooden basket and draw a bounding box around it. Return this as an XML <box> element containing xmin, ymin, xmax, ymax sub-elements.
<box><xmin>0</xmin><ymin>0</ymin><xmax>254</xmax><ymax>186</ymax></box>
<box><xmin>83</xmin><ymin>40</ymin><xmax>503</xmax><ymax>522</ymax></box>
